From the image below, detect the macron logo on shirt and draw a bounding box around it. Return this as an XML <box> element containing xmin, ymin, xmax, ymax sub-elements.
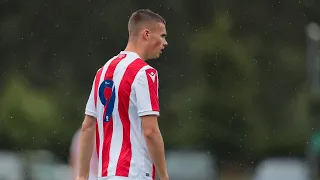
<box><xmin>148</xmin><ymin>71</ymin><xmax>156</xmax><ymax>82</ymax></box>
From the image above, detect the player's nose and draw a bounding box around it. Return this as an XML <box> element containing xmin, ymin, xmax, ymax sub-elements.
<box><xmin>163</xmin><ymin>40</ymin><xmax>168</xmax><ymax>47</ymax></box>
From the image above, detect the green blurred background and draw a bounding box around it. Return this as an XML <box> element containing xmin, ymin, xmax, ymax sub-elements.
<box><xmin>1</xmin><ymin>0</ymin><xmax>320</xmax><ymax>179</ymax></box>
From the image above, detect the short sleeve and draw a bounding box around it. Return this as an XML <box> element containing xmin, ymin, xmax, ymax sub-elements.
<box><xmin>134</xmin><ymin>68</ymin><xmax>160</xmax><ymax>117</ymax></box>
<box><xmin>85</xmin><ymin>76</ymin><xmax>97</xmax><ymax>118</ymax></box>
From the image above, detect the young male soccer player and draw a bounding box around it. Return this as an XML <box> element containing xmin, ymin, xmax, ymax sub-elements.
<box><xmin>77</xmin><ymin>9</ymin><xmax>169</xmax><ymax>180</ymax></box>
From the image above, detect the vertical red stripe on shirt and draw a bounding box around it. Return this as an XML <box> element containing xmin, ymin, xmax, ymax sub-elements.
<box><xmin>152</xmin><ymin>164</ymin><xmax>156</xmax><ymax>180</ymax></box>
<box><xmin>145</xmin><ymin>68</ymin><xmax>159</xmax><ymax>111</ymax></box>
<box><xmin>116</xmin><ymin>59</ymin><xmax>147</xmax><ymax>177</ymax></box>
<box><xmin>93</xmin><ymin>68</ymin><xmax>103</xmax><ymax>158</ymax></box>
<box><xmin>101</xmin><ymin>54</ymin><xmax>126</xmax><ymax>177</ymax></box>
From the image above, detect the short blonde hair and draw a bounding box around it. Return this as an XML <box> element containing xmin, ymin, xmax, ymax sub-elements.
<box><xmin>128</xmin><ymin>9</ymin><xmax>166</xmax><ymax>36</ymax></box>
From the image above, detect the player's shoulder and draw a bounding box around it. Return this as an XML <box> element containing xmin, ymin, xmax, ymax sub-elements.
<box><xmin>139</xmin><ymin>64</ymin><xmax>157</xmax><ymax>72</ymax></box>
<box><xmin>136</xmin><ymin>64</ymin><xmax>157</xmax><ymax>76</ymax></box>
<box><xmin>132</xmin><ymin>64</ymin><xmax>158</xmax><ymax>85</ymax></box>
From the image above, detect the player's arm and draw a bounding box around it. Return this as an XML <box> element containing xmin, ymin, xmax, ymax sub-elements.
<box><xmin>77</xmin><ymin>75</ymin><xmax>98</xmax><ymax>180</ymax></box>
<box><xmin>142</xmin><ymin>115</ymin><xmax>168</xmax><ymax>180</ymax></box>
<box><xmin>135</xmin><ymin>68</ymin><xmax>168</xmax><ymax>180</ymax></box>
<box><xmin>77</xmin><ymin>115</ymin><xmax>96</xmax><ymax>180</ymax></box>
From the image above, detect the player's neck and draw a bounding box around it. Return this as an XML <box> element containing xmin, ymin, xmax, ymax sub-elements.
<box><xmin>124</xmin><ymin>42</ymin><xmax>147</xmax><ymax>61</ymax></box>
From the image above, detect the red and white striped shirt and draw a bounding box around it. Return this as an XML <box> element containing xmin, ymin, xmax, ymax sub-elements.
<box><xmin>85</xmin><ymin>51</ymin><xmax>159</xmax><ymax>180</ymax></box>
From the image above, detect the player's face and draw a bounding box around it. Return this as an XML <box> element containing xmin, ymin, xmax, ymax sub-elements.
<box><xmin>147</xmin><ymin>22</ymin><xmax>168</xmax><ymax>59</ymax></box>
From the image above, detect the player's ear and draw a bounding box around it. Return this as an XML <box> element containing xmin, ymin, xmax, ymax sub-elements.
<box><xmin>142</xmin><ymin>29</ymin><xmax>150</xmax><ymax>40</ymax></box>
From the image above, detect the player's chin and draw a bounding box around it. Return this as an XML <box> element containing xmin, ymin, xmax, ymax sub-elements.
<box><xmin>151</xmin><ymin>54</ymin><xmax>161</xmax><ymax>59</ymax></box>
<box><xmin>151</xmin><ymin>51</ymin><xmax>162</xmax><ymax>59</ymax></box>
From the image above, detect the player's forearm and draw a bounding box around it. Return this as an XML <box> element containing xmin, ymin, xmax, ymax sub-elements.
<box><xmin>144</xmin><ymin>129</ymin><xmax>168</xmax><ymax>179</ymax></box>
<box><xmin>78</xmin><ymin>123</ymin><xmax>95</xmax><ymax>178</ymax></box>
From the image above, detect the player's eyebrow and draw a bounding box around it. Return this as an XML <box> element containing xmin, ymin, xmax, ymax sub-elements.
<box><xmin>161</xmin><ymin>33</ymin><xmax>167</xmax><ymax>37</ymax></box>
